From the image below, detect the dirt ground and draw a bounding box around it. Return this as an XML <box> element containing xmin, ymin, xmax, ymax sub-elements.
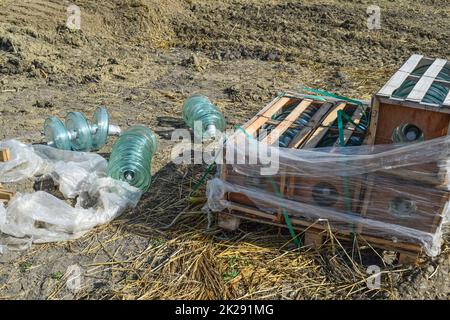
<box><xmin>0</xmin><ymin>0</ymin><xmax>449</xmax><ymax>299</ymax></box>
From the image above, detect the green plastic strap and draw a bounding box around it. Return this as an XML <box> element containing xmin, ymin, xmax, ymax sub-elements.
<box><xmin>191</xmin><ymin>137</ymin><xmax>228</xmax><ymax>195</ymax></box>
<box><xmin>341</xmin><ymin>111</ymin><xmax>360</xmax><ymax>129</ymax></box>
<box><xmin>236</xmin><ymin>125</ymin><xmax>302</xmax><ymax>247</ymax></box>
<box><xmin>191</xmin><ymin>161</ymin><xmax>217</xmax><ymax>195</ymax></box>
<box><xmin>337</xmin><ymin>110</ymin><xmax>346</xmax><ymax>147</ymax></box>
<box><xmin>302</xmin><ymin>95</ymin><xmax>327</xmax><ymax>102</ymax></box>
<box><xmin>302</xmin><ymin>87</ymin><xmax>369</xmax><ymax>125</ymax></box>
<box><xmin>337</xmin><ymin>110</ymin><xmax>356</xmax><ymax>240</ymax></box>
<box><xmin>303</xmin><ymin>87</ymin><xmax>363</xmax><ymax>106</ymax></box>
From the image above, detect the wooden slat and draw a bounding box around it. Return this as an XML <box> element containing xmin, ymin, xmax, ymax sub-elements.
<box><xmin>399</xmin><ymin>54</ymin><xmax>425</xmax><ymax>73</ymax></box>
<box><xmin>377</xmin><ymin>54</ymin><xmax>423</xmax><ymax>97</ymax></box>
<box><xmin>0</xmin><ymin>148</ymin><xmax>10</xmax><ymax>162</ymax></box>
<box><xmin>303</xmin><ymin>102</ymin><xmax>347</xmax><ymax>148</ymax></box>
<box><xmin>377</xmin><ymin>71</ymin><xmax>411</xmax><ymax>97</ymax></box>
<box><xmin>227</xmin><ymin>202</ymin><xmax>423</xmax><ymax>254</ymax></box>
<box><xmin>422</xmin><ymin>59</ymin><xmax>447</xmax><ymax>78</ymax></box>
<box><xmin>0</xmin><ymin>190</ymin><xmax>15</xmax><ymax>202</ymax></box>
<box><xmin>261</xmin><ymin>99</ymin><xmax>312</xmax><ymax>145</ymax></box>
<box><xmin>242</xmin><ymin>97</ymin><xmax>291</xmax><ymax>135</ymax></box>
<box><xmin>406</xmin><ymin>58</ymin><xmax>447</xmax><ymax>103</ymax></box>
<box><xmin>288</xmin><ymin>102</ymin><xmax>335</xmax><ymax>148</ymax></box>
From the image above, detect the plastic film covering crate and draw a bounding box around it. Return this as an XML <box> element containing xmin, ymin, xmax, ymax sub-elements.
<box><xmin>206</xmin><ymin>133</ymin><xmax>450</xmax><ymax>257</ymax></box>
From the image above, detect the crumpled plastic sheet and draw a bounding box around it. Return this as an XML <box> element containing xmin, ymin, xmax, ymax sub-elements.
<box><xmin>0</xmin><ymin>140</ymin><xmax>142</xmax><ymax>253</ymax></box>
<box><xmin>206</xmin><ymin>133</ymin><xmax>450</xmax><ymax>257</ymax></box>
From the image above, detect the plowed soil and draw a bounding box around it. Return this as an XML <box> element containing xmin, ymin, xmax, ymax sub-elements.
<box><xmin>0</xmin><ymin>0</ymin><xmax>449</xmax><ymax>299</ymax></box>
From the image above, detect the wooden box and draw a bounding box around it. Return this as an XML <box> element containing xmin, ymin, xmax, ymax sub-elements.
<box><xmin>216</xmin><ymin>89</ymin><xmax>449</xmax><ymax>262</ymax></box>
<box><xmin>368</xmin><ymin>54</ymin><xmax>450</xmax><ymax>186</ymax></box>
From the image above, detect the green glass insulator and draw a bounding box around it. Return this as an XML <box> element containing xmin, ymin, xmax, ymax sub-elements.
<box><xmin>392</xmin><ymin>124</ymin><xmax>424</xmax><ymax>143</ymax></box>
<box><xmin>392</xmin><ymin>80</ymin><xmax>416</xmax><ymax>99</ymax></box>
<box><xmin>182</xmin><ymin>95</ymin><xmax>226</xmax><ymax>140</ymax></box>
<box><xmin>65</xmin><ymin>111</ymin><xmax>93</xmax><ymax>151</ymax></box>
<box><xmin>423</xmin><ymin>83</ymin><xmax>449</xmax><ymax>105</ymax></box>
<box><xmin>107</xmin><ymin>125</ymin><xmax>157</xmax><ymax>192</ymax></box>
<box><xmin>91</xmin><ymin>106</ymin><xmax>110</xmax><ymax>150</ymax></box>
<box><xmin>44</xmin><ymin>116</ymin><xmax>72</xmax><ymax>150</ymax></box>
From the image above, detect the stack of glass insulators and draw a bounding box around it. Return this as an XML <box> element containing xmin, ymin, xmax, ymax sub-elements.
<box><xmin>44</xmin><ymin>107</ymin><xmax>121</xmax><ymax>152</ymax></box>
<box><xmin>316</xmin><ymin>106</ymin><xmax>369</xmax><ymax>148</ymax></box>
<box><xmin>107</xmin><ymin>125</ymin><xmax>157</xmax><ymax>192</ymax></box>
<box><xmin>182</xmin><ymin>95</ymin><xmax>226</xmax><ymax>140</ymax></box>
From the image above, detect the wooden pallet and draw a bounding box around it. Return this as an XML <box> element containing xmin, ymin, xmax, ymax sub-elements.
<box><xmin>217</xmin><ymin>209</ymin><xmax>422</xmax><ymax>264</ymax></box>
<box><xmin>217</xmin><ymin>92</ymin><xmax>448</xmax><ymax>264</ymax></box>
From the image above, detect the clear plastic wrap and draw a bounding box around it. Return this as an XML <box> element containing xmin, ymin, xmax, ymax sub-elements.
<box><xmin>0</xmin><ymin>140</ymin><xmax>142</xmax><ymax>252</ymax></box>
<box><xmin>207</xmin><ymin>133</ymin><xmax>450</xmax><ymax>257</ymax></box>
<box><xmin>0</xmin><ymin>140</ymin><xmax>45</xmax><ymax>182</ymax></box>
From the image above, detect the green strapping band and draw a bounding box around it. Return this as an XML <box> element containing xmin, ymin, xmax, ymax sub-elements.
<box><xmin>302</xmin><ymin>87</ymin><xmax>363</xmax><ymax>106</ymax></box>
<box><xmin>191</xmin><ymin>161</ymin><xmax>217</xmax><ymax>196</ymax></box>
<box><xmin>236</xmin><ymin>125</ymin><xmax>302</xmax><ymax>247</ymax></box>
<box><xmin>191</xmin><ymin>137</ymin><xmax>228</xmax><ymax>195</ymax></box>
<box><xmin>302</xmin><ymin>87</ymin><xmax>369</xmax><ymax>124</ymax></box>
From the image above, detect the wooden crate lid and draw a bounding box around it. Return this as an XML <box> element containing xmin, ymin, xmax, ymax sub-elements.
<box><xmin>376</xmin><ymin>54</ymin><xmax>450</xmax><ymax>110</ymax></box>
<box><xmin>233</xmin><ymin>93</ymin><xmax>370</xmax><ymax>149</ymax></box>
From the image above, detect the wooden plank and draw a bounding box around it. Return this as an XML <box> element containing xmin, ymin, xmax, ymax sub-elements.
<box><xmin>367</xmin><ymin>97</ymin><xmax>379</xmax><ymax>145</ymax></box>
<box><xmin>242</xmin><ymin>96</ymin><xmax>291</xmax><ymax>135</ymax></box>
<box><xmin>0</xmin><ymin>148</ymin><xmax>10</xmax><ymax>162</ymax></box>
<box><xmin>377</xmin><ymin>54</ymin><xmax>423</xmax><ymax>97</ymax></box>
<box><xmin>399</xmin><ymin>54</ymin><xmax>424</xmax><ymax>73</ymax></box>
<box><xmin>373</xmin><ymin>101</ymin><xmax>450</xmax><ymax>144</ymax></box>
<box><xmin>302</xmin><ymin>102</ymin><xmax>347</xmax><ymax>148</ymax></box>
<box><xmin>406</xmin><ymin>59</ymin><xmax>447</xmax><ymax>102</ymax></box>
<box><xmin>0</xmin><ymin>190</ymin><xmax>15</xmax><ymax>202</ymax></box>
<box><xmin>422</xmin><ymin>59</ymin><xmax>447</xmax><ymax>78</ymax></box>
<box><xmin>288</xmin><ymin>102</ymin><xmax>335</xmax><ymax>148</ymax></box>
<box><xmin>261</xmin><ymin>99</ymin><xmax>312</xmax><ymax>145</ymax></box>
<box><xmin>0</xmin><ymin>180</ymin><xmax>15</xmax><ymax>203</ymax></box>
<box><xmin>376</xmin><ymin>96</ymin><xmax>450</xmax><ymax>114</ymax></box>
<box><xmin>227</xmin><ymin>202</ymin><xmax>423</xmax><ymax>254</ymax></box>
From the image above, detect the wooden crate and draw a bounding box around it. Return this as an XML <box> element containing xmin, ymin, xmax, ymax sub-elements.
<box><xmin>368</xmin><ymin>54</ymin><xmax>450</xmax><ymax>186</ymax></box>
<box><xmin>222</xmin><ymin>93</ymin><xmax>370</xmax><ymax>214</ymax></box>
<box><xmin>217</xmin><ymin>92</ymin><xmax>448</xmax><ymax>263</ymax></box>
<box><xmin>360</xmin><ymin>172</ymin><xmax>447</xmax><ymax>234</ymax></box>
